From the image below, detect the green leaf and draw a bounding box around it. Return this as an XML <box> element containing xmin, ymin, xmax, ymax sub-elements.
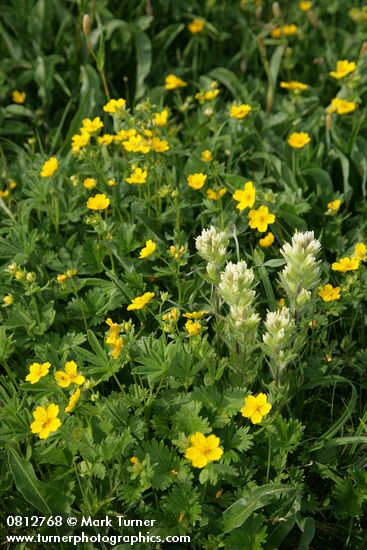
<box><xmin>133</xmin><ymin>31</ymin><xmax>152</xmax><ymax>101</ymax></box>
<box><xmin>7</xmin><ymin>448</ymin><xmax>70</xmax><ymax>514</ymax></box>
<box><xmin>221</xmin><ymin>484</ymin><xmax>297</xmax><ymax>534</ymax></box>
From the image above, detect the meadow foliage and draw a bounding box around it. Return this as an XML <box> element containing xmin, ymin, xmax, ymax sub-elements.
<box><xmin>1</xmin><ymin>1</ymin><xmax>367</xmax><ymax>548</ymax></box>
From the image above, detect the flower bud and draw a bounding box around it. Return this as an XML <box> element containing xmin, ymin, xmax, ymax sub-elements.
<box><xmin>82</xmin><ymin>14</ymin><xmax>91</xmax><ymax>36</ymax></box>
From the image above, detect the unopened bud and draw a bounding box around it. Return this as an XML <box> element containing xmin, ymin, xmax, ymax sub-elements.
<box><xmin>325</xmin><ymin>113</ymin><xmax>332</xmax><ymax>131</ymax></box>
<box><xmin>272</xmin><ymin>2</ymin><xmax>281</xmax><ymax>17</ymax></box>
<box><xmin>360</xmin><ymin>41</ymin><xmax>367</xmax><ymax>57</ymax></box>
<box><xmin>82</xmin><ymin>14</ymin><xmax>91</xmax><ymax>36</ymax></box>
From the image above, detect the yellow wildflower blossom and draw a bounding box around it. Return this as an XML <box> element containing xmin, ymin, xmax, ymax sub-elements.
<box><xmin>25</xmin><ymin>362</ymin><xmax>51</xmax><ymax>384</ymax></box>
<box><xmin>139</xmin><ymin>239</ymin><xmax>157</xmax><ymax>259</ymax></box>
<box><xmin>150</xmin><ymin>137</ymin><xmax>170</xmax><ymax>152</ymax></box>
<box><xmin>280</xmin><ymin>81</ymin><xmax>308</xmax><ymax>91</ymax></box>
<box><xmin>259</xmin><ymin>232</ymin><xmax>275</xmax><ymax>248</ymax></box>
<box><xmin>185</xmin><ymin>319</ymin><xmax>201</xmax><ymax>336</ymax></box>
<box><xmin>165</xmin><ymin>74</ymin><xmax>188</xmax><ymax>90</ymax></box>
<box><xmin>327</xmin><ymin>199</ymin><xmax>341</xmax><ymax>213</ymax></box>
<box><xmin>187</xmin><ymin>173</ymin><xmax>207</xmax><ymax>190</ymax></box>
<box><xmin>64</xmin><ymin>387</ymin><xmax>81</xmax><ymax>413</ymax></box>
<box><xmin>127</xmin><ymin>292</ymin><xmax>155</xmax><ymax>311</ymax></box>
<box><xmin>184</xmin><ymin>432</ymin><xmax>223</xmax><ymax>468</ymax></box>
<box><xmin>86</xmin><ymin>193</ymin><xmax>110</xmax><ymax>211</ymax></box>
<box><xmin>12</xmin><ymin>90</ymin><xmax>26</xmax><ymax>104</ymax></box>
<box><xmin>81</xmin><ymin>117</ymin><xmax>103</xmax><ymax>133</ymax></box>
<box><xmin>318</xmin><ymin>284</ymin><xmax>341</xmax><ymax>302</ymax></box>
<box><xmin>98</xmin><ymin>134</ymin><xmax>115</xmax><ymax>146</ymax></box>
<box><xmin>201</xmin><ymin>150</ymin><xmax>212</xmax><ymax>162</ymax></box>
<box><xmin>327</xmin><ymin>98</ymin><xmax>358</xmax><ymax>115</ymax></box>
<box><xmin>152</xmin><ymin>109</ymin><xmax>168</xmax><ymax>126</ymax></box>
<box><xmin>30</xmin><ymin>404</ymin><xmax>61</xmax><ymax>439</ymax></box>
<box><xmin>55</xmin><ymin>361</ymin><xmax>85</xmax><ymax>388</ymax></box>
<box><xmin>183</xmin><ymin>311</ymin><xmax>207</xmax><ymax>320</ymax></box>
<box><xmin>122</xmin><ymin>134</ymin><xmax>150</xmax><ymax>153</ymax></box>
<box><xmin>248</xmin><ymin>205</ymin><xmax>276</xmax><ymax>233</ymax></box>
<box><xmin>195</xmin><ymin>89</ymin><xmax>220</xmax><ymax>102</ymax></box>
<box><xmin>240</xmin><ymin>393</ymin><xmax>272</xmax><ymax>424</ymax></box>
<box><xmin>233</xmin><ymin>181</ymin><xmax>256</xmax><ymax>210</ymax></box>
<box><xmin>354</xmin><ymin>243</ymin><xmax>367</xmax><ymax>261</ymax></box>
<box><xmin>3</xmin><ymin>294</ymin><xmax>13</xmax><ymax>306</ymax></box>
<box><xmin>229</xmin><ymin>103</ymin><xmax>252</xmax><ymax>119</ymax></box>
<box><xmin>107</xmin><ymin>179</ymin><xmax>117</xmax><ymax>187</ymax></box>
<box><xmin>287</xmin><ymin>132</ymin><xmax>311</xmax><ymax>149</ymax></box>
<box><xmin>103</xmin><ymin>98</ymin><xmax>126</xmax><ymax>114</ymax></box>
<box><xmin>207</xmin><ymin>188</ymin><xmax>227</xmax><ymax>201</ymax></box>
<box><xmin>126</xmin><ymin>167</ymin><xmax>148</xmax><ymax>185</ymax></box>
<box><xmin>40</xmin><ymin>157</ymin><xmax>58</xmax><ymax>177</ymax></box>
<box><xmin>331</xmin><ymin>257</ymin><xmax>360</xmax><ymax>272</ymax></box>
<box><xmin>329</xmin><ymin>60</ymin><xmax>357</xmax><ymax>79</ymax></box>
<box><xmin>299</xmin><ymin>1</ymin><xmax>312</xmax><ymax>11</ymax></box>
<box><xmin>72</xmin><ymin>132</ymin><xmax>90</xmax><ymax>154</ymax></box>
<box><xmin>188</xmin><ymin>18</ymin><xmax>205</xmax><ymax>34</ymax></box>
<box><xmin>162</xmin><ymin>308</ymin><xmax>180</xmax><ymax>322</ymax></box>
<box><xmin>83</xmin><ymin>178</ymin><xmax>97</xmax><ymax>190</ymax></box>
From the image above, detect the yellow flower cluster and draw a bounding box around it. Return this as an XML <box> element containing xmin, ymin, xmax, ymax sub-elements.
<box><xmin>271</xmin><ymin>24</ymin><xmax>298</xmax><ymax>38</ymax></box>
<box><xmin>105</xmin><ymin>318</ymin><xmax>124</xmax><ymax>359</ymax></box>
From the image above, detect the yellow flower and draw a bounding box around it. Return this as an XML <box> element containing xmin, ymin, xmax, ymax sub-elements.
<box><xmin>139</xmin><ymin>239</ymin><xmax>156</xmax><ymax>259</ymax></box>
<box><xmin>185</xmin><ymin>319</ymin><xmax>201</xmax><ymax>336</ymax></box>
<box><xmin>233</xmin><ymin>181</ymin><xmax>256</xmax><ymax>210</ymax></box>
<box><xmin>111</xmin><ymin>337</ymin><xmax>124</xmax><ymax>359</ymax></box>
<box><xmin>57</xmin><ymin>274</ymin><xmax>68</xmax><ymax>284</ymax></box>
<box><xmin>162</xmin><ymin>308</ymin><xmax>180</xmax><ymax>322</ymax></box>
<box><xmin>187</xmin><ymin>173</ymin><xmax>207</xmax><ymax>190</ymax></box>
<box><xmin>64</xmin><ymin>387</ymin><xmax>81</xmax><ymax>413</ymax></box>
<box><xmin>354</xmin><ymin>243</ymin><xmax>367</xmax><ymax>261</ymax></box>
<box><xmin>201</xmin><ymin>150</ymin><xmax>212</xmax><ymax>162</ymax></box>
<box><xmin>280</xmin><ymin>81</ymin><xmax>308</xmax><ymax>91</ymax></box>
<box><xmin>122</xmin><ymin>134</ymin><xmax>150</xmax><ymax>153</ymax></box>
<box><xmin>271</xmin><ymin>27</ymin><xmax>283</xmax><ymax>39</ymax></box>
<box><xmin>278</xmin><ymin>298</ymin><xmax>285</xmax><ymax>307</ymax></box>
<box><xmin>25</xmin><ymin>362</ymin><xmax>51</xmax><ymax>384</ymax></box>
<box><xmin>183</xmin><ymin>311</ymin><xmax>207</xmax><ymax>320</ymax></box>
<box><xmin>287</xmin><ymin>132</ymin><xmax>311</xmax><ymax>149</ymax></box>
<box><xmin>107</xmin><ymin>179</ymin><xmax>117</xmax><ymax>187</ymax></box>
<box><xmin>169</xmin><ymin>245</ymin><xmax>186</xmax><ymax>259</ymax></box>
<box><xmin>207</xmin><ymin>188</ymin><xmax>227</xmax><ymax>201</ymax></box>
<box><xmin>83</xmin><ymin>178</ymin><xmax>97</xmax><ymax>190</ymax></box>
<box><xmin>127</xmin><ymin>292</ymin><xmax>155</xmax><ymax>311</ymax></box>
<box><xmin>248</xmin><ymin>205</ymin><xmax>276</xmax><ymax>233</ymax></box>
<box><xmin>115</xmin><ymin>128</ymin><xmax>137</xmax><ymax>142</ymax></box>
<box><xmin>240</xmin><ymin>393</ymin><xmax>272</xmax><ymax>424</ymax></box>
<box><xmin>184</xmin><ymin>432</ymin><xmax>223</xmax><ymax>468</ymax></box>
<box><xmin>86</xmin><ymin>193</ymin><xmax>110</xmax><ymax>211</ymax></box>
<box><xmin>98</xmin><ymin>134</ymin><xmax>115</xmax><ymax>146</ymax></box>
<box><xmin>106</xmin><ymin>317</ymin><xmax>121</xmax><ymax>337</ymax></box>
<box><xmin>229</xmin><ymin>103</ymin><xmax>252</xmax><ymax>119</ymax></box>
<box><xmin>195</xmin><ymin>89</ymin><xmax>220</xmax><ymax>102</ymax></box>
<box><xmin>299</xmin><ymin>1</ymin><xmax>312</xmax><ymax>11</ymax></box>
<box><xmin>126</xmin><ymin>167</ymin><xmax>148</xmax><ymax>185</ymax></box>
<box><xmin>130</xmin><ymin>456</ymin><xmax>140</xmax><ymax>464</ymax></box>
<box><xmin>318</xmin><ymin>284</ymin><xmax>341</xmax><ymax>302</ymax></box>
<box><xmin>151</xmin><ymin>137</ymin><xmax>170</xmax><ymax>152</ymax></box>
<box><xmin>331</xmin><ymin>257</ymin><xmax>360</xmax><ymax>272</ymax></box>
<box><xmin>327</xmin><ymin>199</ymin><xmax>341</xmax><ymax>213</ymax></box>
<box><xmin>66</xmin><ymin>269</ymin><xmax>77</xmax><ymax>277</ymax></box>
<box><xmin>30</xmin><ymin>404</ymin><xmax>61</xmax><ymax>439</ymax></box>
<box><xmin>9</xmin><ymin>180</ymin><xmax>16</xmax><ymax>190</ymax></box>
<box><xmin>3</xmin><ymin>294</ymin><xmax>13</xmax><ymax>306</ymax></box>
<box><xmin>283</xmin><ymin>24</ymin><xmax>298</xmax><ymax>36</ymax></box>
<box><xmin>0</xmin><ymin>189</ymin><xmax>9</xmax><ymax>199</ymax></box>
<box><xmin>40</xmin><ymin>156</ymin><xmax>58</xmax><ymax>177</ymax></box>
<box><xmin>188</xmin><ymin>18</ymin><xmax>205</xmax><ymax>34</ymax></box>
<box><xmin>55</xmin><ymin>360</ymin><xmax>85</xmax><ymax>388</ymax></box>
<box><xmin>71</xmin><ymin>132</ymin><xmax>90</xmax><ymax>154</ymax></box>
<box><xmin>259</xmin><ymin>232</ymin><xmax>275</xmax><ymax>248</ymax></box>
<box><xmin>103</xmin><ymin>98</ymin><xmax>126</xmax><ymax>114</ymax></box>
<box><xmin>81</xmin><ymin>117</ymin><xmax>103</xmax><ymax>133</ymax></box>
<box><xmin>329</xmin><ymin>60</ymin><xmax>357</xmax><ymax>79</ymax></box>
<box><xmin>165</xmin><ymin>74</ymin><xmax>188</xmax><ymax>90</ymax></box>
<box><xmin>12</xmin><ymin>90</ymin><xmax>26</xmax><ymax>104</ymax></box>
<box><xmin>327</xmin><ymin>98</ymin><xmax>358</xmax><ymax>115</ymax></box>
<box><xmin>152</xmin><ymin>109</ymin><xmax>168</xmax><ymax>126</ymax></box>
